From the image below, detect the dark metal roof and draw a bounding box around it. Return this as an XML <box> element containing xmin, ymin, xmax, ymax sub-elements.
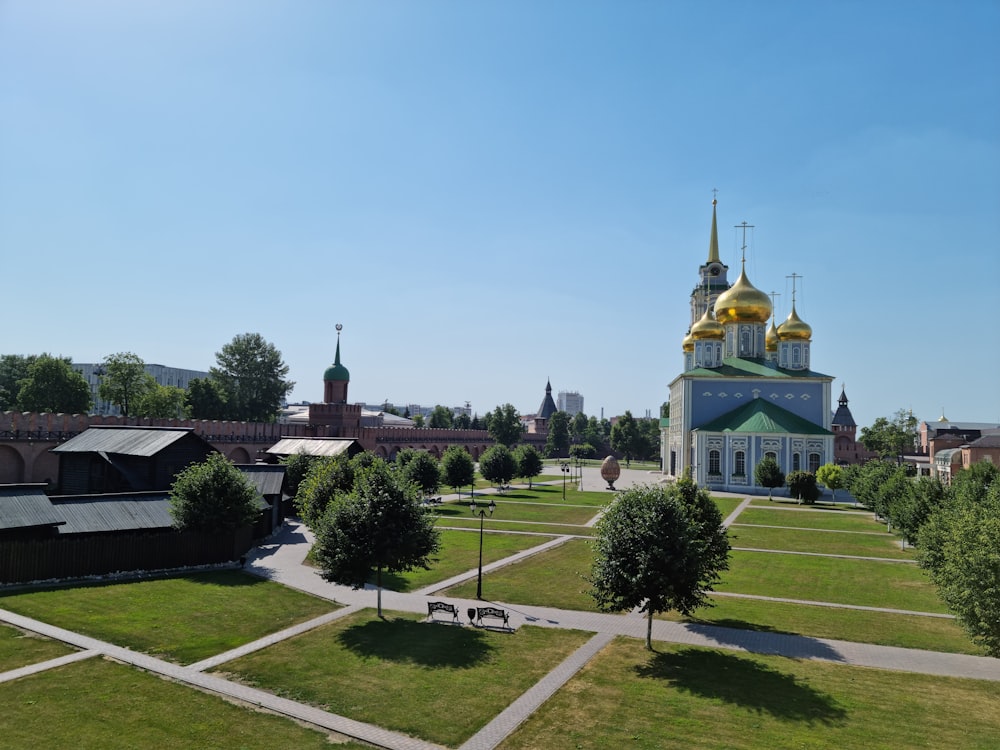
<box><xmin>0</xmin><ymin>484</ymin><xmax>64</xmax><ymax>531</ymax></box>
<box><xmin>51</xmin><ymin>426</ymin><xmax>202</xmax><ymax>457</ymax></box>
<box><xmin>237</xmin><ymin>464</ymin><xmax>286</xmax><ymax>496</ymax></box>
<box><xmin>49</xmin><ymin>492</ymin><xmax>174</xmax><ymax>534</ymax></box>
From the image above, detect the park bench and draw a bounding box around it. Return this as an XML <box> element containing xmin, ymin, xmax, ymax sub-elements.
<box><xmin>475</xmin><ymin>606</ymin><xmax>510</xmax><ymax>628</ymax></box>
<box><xmin>427</xmin><ymin>601</ymin><xmax>459</xmax><ymax>623</ymax></box>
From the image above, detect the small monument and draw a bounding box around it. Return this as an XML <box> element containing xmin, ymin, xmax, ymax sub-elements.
<box><xmin>600</xmin><ymin>456</ymin><xmax>621</xmax><ymax>490</ymax></box>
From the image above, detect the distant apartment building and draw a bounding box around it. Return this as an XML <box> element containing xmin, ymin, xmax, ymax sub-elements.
<box><xmin>74</xmin><ymin>363</ymin><xmax>209</xmax><ymax>415</ymax></box>
<box><xmin>557</xmin><ymin>390</ymin><xmax>584</xmax><ymax>416</ymax></box>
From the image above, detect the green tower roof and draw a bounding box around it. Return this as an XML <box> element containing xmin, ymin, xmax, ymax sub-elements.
<box><xmin>323</xmin><ymin>336</ymin><xmax>350</xmax><ymax>382</ymax></box>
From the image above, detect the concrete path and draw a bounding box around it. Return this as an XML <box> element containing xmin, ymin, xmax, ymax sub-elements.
<box><xmin>4</xmin><ymin>474</ymin><xmax>1000</xmax><ymax>750</ymax></box>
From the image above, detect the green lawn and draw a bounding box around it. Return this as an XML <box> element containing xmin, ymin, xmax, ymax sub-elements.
<box><xmin>1</xmin><ymin>657</ymin><xmax>363</xmax><ymax>749</ymax></box>
<box><xmin>498</xmin><ymin>637</ymin><xmax>1000</xmax><ymax>750</ymax></box>
<box><xmin>211</xmin><ymin>608</ymin><xmax>592</xmax><ymax>747</ymax></box>
<box><xmin>0</xmin><ymin>623</ymin><xmax>76</xmax><ymax>672</ymax></box>
<box><xmin>432</xmin><ymin>498</ymin><xmax>599</xmax><ymax>525</ymax></box>
<box><xmin>728</xmin><ymin>524</ymin><xmax>915</xmax><ymax>559</ymax></box>
<box><xmin>736</xmin><ymin>507</ymin><xmax>884</xmax><ymax>532</ymax></box>
<box><xmin>748</xmin><ymin>496</ymin><xmax>870</xmax><ymax>511</ymax></box>
<box><xmin>718</xmin><ymin>550</ymin><xmax>947</xmax><ymax>613</ymax></box>
<box><xmin>712</xmin><ymin>496</ymin><xmax>744</xmax><ymax>518</ymax></box>
<box><xmin>0</xmin><ymin>571</ymin><xmax>337</xmax><ymax>664</ymax></box>
<box><xmin>374</xmin><ymin>529</ymin><xmax>552</xmax><ymax>591</ymax></box>
<box><xmin>437</xmin><ymin>518</ymin><xmax>596</xmax><ymax>536</ymax></box>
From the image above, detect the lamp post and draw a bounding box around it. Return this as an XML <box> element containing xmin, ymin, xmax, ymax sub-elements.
<box><xmin>561</xmin><ymin>462</ymin><xmax>570</xmax><ymax>500</ymax></box>
<box><xmin>470</xmin><ymin>497</ymin><xmax>496</xmax><ymax>599</ymax></box>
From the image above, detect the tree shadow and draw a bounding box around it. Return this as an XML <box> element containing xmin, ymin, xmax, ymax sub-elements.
<box><xmin>635</xmin><ymin>648</ymin><xmax>848</xmax><ymax>726</ymax></box>
<box><xmin>683</xmin><ymin>621</ymin><xmax>846</xmax><ymax>662</ymax></box>
<box><xmin>336</xmin><ymin>616</ymin><xmax>496</xmax><ymax>668</ymax></box>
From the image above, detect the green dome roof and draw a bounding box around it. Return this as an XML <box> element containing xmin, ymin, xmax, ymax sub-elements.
<box><xmin>323</xmin><ymin>338</ymin><xmax>350</xmax><ymax>382</ymax></box>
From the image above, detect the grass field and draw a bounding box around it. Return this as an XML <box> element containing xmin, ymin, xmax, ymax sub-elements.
<box><xmin>0</xmin><ymin>656</ymin><xmax>366</xmax><ymax>749</ymax></box>
<box><xmin>728</xmin><ymin>524</ymin><xmax>915</xmax><ymax>559</ymax></box>
<box><xmin>436</xmin><ymin>518</ymin><xmax>596</xmax><ymax>536</ymax></box>
<box><xmin>497</xmin><ymin>637</ymin><xmax>1000</xmax><ymax>750</ymax></box>
<box><xmin>0</xmin><ymin>623</ymin><xmax>75</xmax><ymax>672</ymax></box>
<box><xmin>0</xmin><ymin>571</ymin><xmax>337</xmax><ymax>664</ymax></box>
<box><xmin>736</xmin><ymin>507</ymin><xmax>886</xmax><ymax>532</ymax></box>
<box><xmin>211</xmin><ymin>608</ymin><xmax>592</xmax><ymax>747</ymax></box>
<box><xmin>431</xmin><ymin>498</ymin><xmax>599</xmax><ymax>525</ymax></box>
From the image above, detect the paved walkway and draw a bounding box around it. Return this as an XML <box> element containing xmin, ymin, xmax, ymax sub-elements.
<box><xmin>3</xmin><ymin>471</ymin><xmax>1000</xmax><ymax>750</ymax></box>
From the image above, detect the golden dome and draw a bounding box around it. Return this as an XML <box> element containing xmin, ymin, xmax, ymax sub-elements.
<box><xmin>682</xmin><ymin>330</ymin><xmax>694</xmax><ymax>352</ymax></box>
<box><xmin>690</xmin><ymin>307</ymin><xmax>725</xmax><ymax>340</ymax></box>
<box><xmin>714</xmin><ymin>267</ymin><xmax>772</xmax><ymax>324</ymax></box>
<box><xmin>765</xmin><ymin>319</ymin><xmax>779</xmax><ymax>352</ymax></box>
<box><xmin>777</xmin><ymin>303</ymin><xmax>812</xmax><ymax>341</ymax></box>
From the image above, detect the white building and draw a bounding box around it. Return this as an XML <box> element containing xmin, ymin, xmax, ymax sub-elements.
<box><xmin>557</xmin><ymin>391</ymin><xmax>584</xmax><ymax>416</ymax></box>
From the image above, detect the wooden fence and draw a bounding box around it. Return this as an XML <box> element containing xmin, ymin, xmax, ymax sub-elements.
<box><xmin>0</xmin><ymin>527</ymin><xmax>254</xmax><ymax>585</ymax></box>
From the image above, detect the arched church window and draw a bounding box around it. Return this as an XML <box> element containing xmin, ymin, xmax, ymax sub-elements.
<box><xmin>734</xmin><ymin>450</ymin><xmax>746</xmax><ymax>476</ymax></box>
<box><xmin>808</xmin><ymin>452</ymin><xmax>820</xmax><ymax>473</ymax></box>
<box><xmin>708</xmin><ymin>450</ymin><xmax>721</xmax><ymax>475</ymax></box>
<box><xmin>764</xmin><ymin>451</ymin><xmax>777</xmax><ymax>463</ymax></box>
<box><xmin>792</xmin><ymin>453</ymin><xmax>801</xmax><ymax>471</ymax></box>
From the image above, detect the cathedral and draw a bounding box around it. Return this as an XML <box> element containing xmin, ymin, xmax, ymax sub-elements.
<box><xmin>662</xmin><ymin>200</ymin><xmax>835</xmax><ymax>491</ymax></box>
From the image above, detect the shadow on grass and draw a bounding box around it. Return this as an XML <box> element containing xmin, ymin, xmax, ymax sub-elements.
<box><xmin>636</xmin><ymin>648</ymin><xmax>848</xmax><ymax>725</ymax></box>
<box><xmin>336</xmin><ymin>616</ymin><xmax>496</xmax><ymax>668</ymax></box>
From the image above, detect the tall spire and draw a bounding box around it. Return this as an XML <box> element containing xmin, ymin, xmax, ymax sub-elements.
<box><xmin>707</xmin><ymin>198</ymin><xmax>720</xmax><ymax>263</ymax></box>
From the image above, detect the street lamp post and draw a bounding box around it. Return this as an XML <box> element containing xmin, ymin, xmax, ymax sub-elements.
<box><xmin>561</xmin><ymin>462</ymin><xmax>570</xmax><ymax>500</ymax></box>
<box><xmin>470</xmin><ymin>497</ymin><xmax>496</xmax><ymax>599</ymax></box>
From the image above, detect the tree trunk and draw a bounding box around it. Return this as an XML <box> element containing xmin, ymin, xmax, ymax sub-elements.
<box><xmin>646</xmin><ymin>609</ymin><xmax>653</xmax><ymax>650</ymax></box>
<box><xmin>376</xmin><ymin>565</ymin><xmax>383</xmax><ymax>618</ymax></box>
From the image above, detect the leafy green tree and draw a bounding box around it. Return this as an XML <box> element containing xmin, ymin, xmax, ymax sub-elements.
<box><xmin>479</xmin><ymin>444</ymin><xmax>517</xmax><ymax>488</ymax></box>
<box><xmin>636</xmin><ymin>418</ymin><xmax>661</xmax><ymax>462</ymax></box>
<box><xmin>403</xmin><ymin>451</ymin><xmax>442</xmax><ymax>497</ymax></box>
<box><xmin>589</xmin><ymin>479</ymin><xmax>730</xmax><ymax>650</ymax></box>
<box><xmin>786</xmin><ymin>470</ymin><xmax>820</xmax><ymax>504</ymax></box>
<box><xmin>844</xmin><ymin>459</ymin><xmax>901</xmax><ymax>516</ymax></box>
<box><xmin>918</xmin><ymin>471</ymin><xmax>1000</xmax><ymax>656</ymax></box>
<box><xmin>454</xmin><ymin>412</ymin><xmax>471</xmax><ymax>429</ymax></box>
<box><xmin>544</xmin><ymin>411</ymin><xmax>571</xmax><ymax>458</ymax></box>
<box><xmin>754</xmin><ymin>457</ymin><xmax>785</xmax><ymax>500</ymax></box>
<box><xmin>293</xmin><ymin>453</ymin><xmax>356</xmax><ymax>529</ymax></box>
<box><xmin>98</xmin><ymin>352</ymin><xmax>152</xmax><ymax>417</ymax></box>
<box><xmin>0</xmin><ymin>354</ymin><xmax>37</xmax><ymax>410</ymax></box>
<box><xmin>584</xmin><ymin>416</ymin><xmax>608</xmax><ymax>455</ymax></box>
<box><xmin>136</xmin><ymin>383</ymin><xmax>188</xmax><ymax>418</ymax></box>
<box><xmin>185</xmin><ymin>377</ymin><xmax>229</xmax><ymax>420</ymax></box>
<box><xmin>571</xmin><ymin>411</ymin><xmax>589</xmax><ymax>444</ymax></box>
<box><xmin>168</xmin><ymin>453</ymin><xmax>259</xmax><ymax>532</ymax></box>
<box><xmin>859</xmin><ymin>409</ymin><xmax>919</xmax><ymax>461</ymax></box>
<box><xmin>412</xmin><ymin>414</ymin><xmax>425</xmax><ymax>427</ymax></box>
<box><xmin>893</xmin><ymin>476</ymin><xmax>946</xmax><ymax>547</ymax></box>
<box><xmin>312</xmin><ymin>457</ymin><xmax>440</xmax><ymax>617</ymax></box>
<box><xmin>815</xmin><ymin>463</ymin><xmax>844</xmax><ymax>501</ymax></box>
<box><xmin>487</xmin><ymin>403</ymin><xmax>523</xmax><ymax>447</ymax></box>
<box><xmin>570</xmin><ymin>443</ymin><xmax>595</xmax><ymax>459</ymax></box>
<box><xmin>660</xmin><ymin>401</ymin><xmax>670</xmax><ymax>418</ymax></box>
<box><xmin>394</xmin><ymin>448</ymin><xmax>419</xmax><ymax>469</ymax></box>
<box><xmin>515</xmin><ymin>444</ymin><xmax>544</xmax><ymax>488</ymax></box>
<box><xmin>281</xmin><ymin>452</ymin><xmax>321</xmax><ymax>500</ymax></box>
<box><xmin>16</xmin><ymin>354</ymin><xmax>91</xmax><ymax>414</ymax></box>
<box><xmin>441</xmin><ymin>445</ymin><xmax>475</xmax><ymax>497</ymax></box>
<box><xmin>610</xmin><ymin>411</ymin><xmax>640</xmax><ymax>466</ymax></box>
<box><xmin>211</xmin><ymin>333</ymin><xmax>294</xmax><ymax>422</ymax></box>
<box><xmin>428</xmin><ymin>405</ymin><xmax>453</xmax><ymax>429</ymax></box>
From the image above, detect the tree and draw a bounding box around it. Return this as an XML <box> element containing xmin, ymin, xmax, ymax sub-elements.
<box><xmin>515</xmin><ymin>444</ymin><xmax>544</xmax><ymax>488</ymax></box>
<box><xmin>589</xmin><ymin>479</ymin><xmax>730</xmax><ymax>650</ymax></box>
<box><xmin>293</xmin><ymin>453</ymin><xmax>356</xmax><ymax>529</ymax></box>
<box><xmin>281</xmin><ymin>451</ymin><xmax>321</xmax><ymax>500</ymax></box>
<box><xmin>453</xmin><ymin>412</ymin><xmax>471</xmax><ymax>429</ymax></box>
<box><xmin>16</xmin><ymin>354</ymin><xmax>91</xmax><ymax>414</ymax></box>
<box><xmin>610</xmin><ymin>411</ymin><xmax>640</xmax><ymax>466</ymax></box>
<box><xmin>815</xmin><ymin>463</ymin><xmax>844</xmax><ymax>501</ymax></box>
<box><xmin>487</xmin><ymin>403</ymin><xmax>523</xmax><ymax>447</ymax></box>
<box><xmin>403</xmin><ymin>451</ymin><xmax>442</xmax><ymax>497</ymax></box>
<box><xmin>0</xmin><ymin>354</ymin><xmax>37</xmax><ymax>410</ymax></box>
<box><xmin>636</xmin><ymin>418</ymin><xmax>661</xmax><ymax>462</ymax></box>
<box><xmin>428</xmin><ymin>405</ymin><xmax>453</xmax><ymax>429</ymax></box>
<box><xmin>168</xmin><ymin>453</ymin><xmax>260</xmax><ymax>532</ymax></box>
<box><xmin>136</xmin><ymin>383</ymin><xmax>188</xmax><ymax>418</ymax></box>
<box><xmin>479</xmin><ymin>444</ymin><xmax>517</xmax><ymax>488</ymax></box>
<box><xmin>211</xmin><ymin>333</ymin><xmax>294</xmax><ymax>422</ymax></box>
<box><xmin>441</xmin><ymin>445</ymin><xmax>475</xmax><ymax>497</ymax></box>
<box><xmin>98</xmin><ymin>352</ymin><xmax>152</xmax><ymax>417</ymax></box>
<box><xmin>312</xmin><ymin>458</ymin><xmax>440</xmax><ymax>617</ymax></box>
<box><xmin>754</xmin><ymin>457</ymin><xmax>785</xmax><ymax>500</ymax></box>
<box><xmin>185</xmin><ymin>377</ymin><xmax>229</xmax><ymax>420</ymax></box>
<box><xmin>859</xmin><ymin>409</ymin><xmax>918</xmax><ymax>461</ymax></box>
<box><xmin>544</xmin><ymin>411</ymin><xmax>571</xmax><ymax>458</ymax></box>
<box><xmin>786</xmin><ymin>470</ymin><xmax>820</xmax><ymax>504</ymax></box>
<box><xmin>571</xmin><ymin>411</ymin><xmax>589</xmax><ymax>444</ymax></box>
<box><xmin>412</xmin><ymin>414</ymin><xmax>425</xmax><ymax>427</ymax></box>
<box><xmin>918</xmin><ymin>472</ymin><xmax>1000</xmax><ymax>656</ymax></box>
<box><xmin>845</xmin><ymin>459</ymin><xmax>905</xmax><ymax>518</ymax></box>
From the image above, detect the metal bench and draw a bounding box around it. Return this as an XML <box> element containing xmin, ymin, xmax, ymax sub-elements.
<box><xmin>427</xmin><ymin>601</ymin><xmax>459</xmax><ymax>623</ymax></box>
<box><xmin>475</xmin><ymin>606</ymin><xmax>510</xmax><ymax>628</ymax></box>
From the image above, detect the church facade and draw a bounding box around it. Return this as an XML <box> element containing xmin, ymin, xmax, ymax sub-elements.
<box><xmin>662</xmin><ymin>200</ymin><xmax>834</xmax><ymax>492</ymax></box>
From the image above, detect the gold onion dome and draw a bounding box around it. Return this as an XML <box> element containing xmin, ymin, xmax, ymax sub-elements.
<box><xmin>714</xmin><ymin>267</ymin><xmax>772</xmax><ymax>324</ymax></box>
<box><xmin>777</xmin><ymin>303</ymin><xmax>812</xmax><ymax>341</ymax></box>
<box><xmin>765</xmin><ymin>319</ymin><xmax>780</xmax><ymax>352</ymax></box>
<box><xmin>682</xmin><ymin>330</ymin><xmax>695</xmax><ymax>352</ymax></box>
<box><xmin>690</xmin><ymin>306</ymin><xmax>725</xmax><ymax>340</ymax></box>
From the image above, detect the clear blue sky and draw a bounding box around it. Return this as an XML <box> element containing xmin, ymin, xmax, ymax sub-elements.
<box><xmin>2</xmin><ymin>1</ymin><xmax>998</xmax><ymax>428</ymax></box>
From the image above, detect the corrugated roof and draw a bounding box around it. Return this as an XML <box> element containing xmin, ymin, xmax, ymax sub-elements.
<box><xmin>237</xmin><ymin>464</ymin><xmax>286</xmax><ymax>495</ymax></box>
<box><xmin>51</xmin><ymin>426</ymin><xmax>199</xmax><ymax>457</ymax></box>
<box><xmin>694</xmin><ymin>399</ymin><xmax>833</xmax><ymax>436</ymax></box>
<box><xmin>0</xmin><ymin>484</ymin><xmax>64</xmax><ymax>531</ymax></box>
<box><xmin>267</xmin><ymin>438</ymin><xmax>358</xmax><ymax>458</ymax></box>
<box><xmin>50</xmin><ymin>493</ymin><xmax>174</xmax><ymax>534</ymax></box>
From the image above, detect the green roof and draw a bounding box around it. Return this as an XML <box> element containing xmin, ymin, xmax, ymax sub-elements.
<box><xmin>683</xmin><ymin>357</ymin><xmax>832</xmax><ymax>380</ymax></box>
<box><xmin>659</xmin><ymin>417</ymin><xmax>670</xmax><ymax>428</ymax></box>
<box><xmin>694</xmin><ymin>398</ymin><xmax>832</xmax><ymax>436</ymax></box>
